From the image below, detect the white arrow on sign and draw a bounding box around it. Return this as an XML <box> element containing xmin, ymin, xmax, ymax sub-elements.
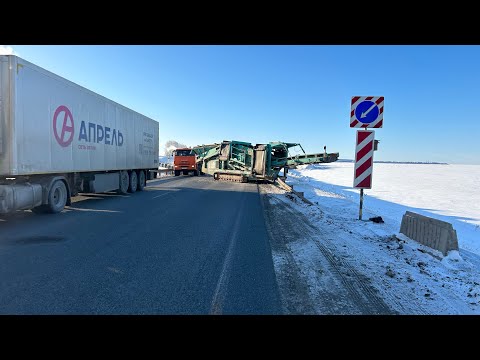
<box><xmin>360</xmin><ymin>103</ymin><xmax>377</xmax><ymax>119</ymax></box>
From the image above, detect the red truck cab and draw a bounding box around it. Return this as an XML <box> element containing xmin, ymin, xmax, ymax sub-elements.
<box><xmin>173</xmin><ymin>148</ymin><xmax>199</xmax><ymax>176</ymax></box>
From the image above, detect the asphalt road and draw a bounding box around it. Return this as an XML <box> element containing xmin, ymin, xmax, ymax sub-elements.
<box><xmin>0</xmin><ymin>175</ymin><xmax>282</xmax><ymax>314</ymax></box>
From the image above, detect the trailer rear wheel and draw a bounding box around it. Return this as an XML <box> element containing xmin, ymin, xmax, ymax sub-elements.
<box><xmin>128</xmin><ymin>171</ymin><xmax>138</xmax><ymax>193</ymax></box>
<box><xmin>46</xmin><ymin>180</ymin><xmax>67</xmax><ymax>213</ymax></box>
<box><xmin>137</xmin><ymin>170</ymin><xmax>146</xmax><ymax>191</ymax></box>
<box><xmin>118</xmin><ymin>170</ymin><xmax>129</xmax><ymax>194</ymax></box>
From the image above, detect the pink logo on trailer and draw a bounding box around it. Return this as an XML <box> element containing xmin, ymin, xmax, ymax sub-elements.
<box><xmin>353</xmin><ymin>130</ymin><xmax>375</xmax><ymax>189</ymax></box>
<box><xmin>350</xmin><ymin>96</ymin><xmax>384</xmax><ymax>128</ymax></box>
<box><xmin>53</xmin><ymin>105</ymin><xmax>75</xmax><ymax>147</ymax></box>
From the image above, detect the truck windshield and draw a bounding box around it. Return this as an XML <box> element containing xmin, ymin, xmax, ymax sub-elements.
<box><xmin>174</xmin><ymin>150</ymin><xmax>193</xmax><ymax>156</ymax></box>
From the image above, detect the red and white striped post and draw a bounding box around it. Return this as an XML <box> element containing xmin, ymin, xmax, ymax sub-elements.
<box><xmin>354</xmin><ymin>130</ymin><xmax>375</xmax><ymax>220</ymax></box>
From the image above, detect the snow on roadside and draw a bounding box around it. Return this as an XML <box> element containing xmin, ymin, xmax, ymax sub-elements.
<box><xmin>273</xmin><ymin>162</ymin><xmax>480</xmax><ymax>314</ymax></box>
<box><xmin>287</xmin><ymin>162</ymin><xmax>480</xmax><ymax>254</ymax></box>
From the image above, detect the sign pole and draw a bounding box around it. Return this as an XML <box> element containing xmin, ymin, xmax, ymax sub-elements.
<box><xmin>359</xmin><ymin>188</ymin><xmax>364</xmax><ymax>220</ymax></box>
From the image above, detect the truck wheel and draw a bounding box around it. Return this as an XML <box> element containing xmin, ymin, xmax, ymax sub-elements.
<box><xmin>137</xmin><ymin>170</ymin><xmax>146</xmax><ymax>191</ymax></box>
<box><xmin>128</xmin><ymin>171</ymin><xmax>138</xmax><ymax>193</ymax></box>
<box><xmin>174</xmin><ymin>170</ymin><xmax>180</xmax><ymax>176</ymax></box>
<box><xmin>118</xmin><ymin>170</ymin><xmax>129</xmax><ymax>194</ymax></box>
<box><xmin>46</xmin><ymin>180</ymin><xmax>68</xmax><ymax>214</ymax></box>
<box><xmin>194</xmin><ymin>170</ymin><xmax>199</xmax><ymax>176</ymax></box>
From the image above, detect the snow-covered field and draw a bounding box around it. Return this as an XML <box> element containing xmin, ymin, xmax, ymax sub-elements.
<box><xmin>272</xmin><ymin>162</ymin><xmax>480</xmax><ymax>314</ymax></box>
<box><xmin>288</xmin><ymin>162</ymin><xmax>480</xmax><ymax>255</ymax></box>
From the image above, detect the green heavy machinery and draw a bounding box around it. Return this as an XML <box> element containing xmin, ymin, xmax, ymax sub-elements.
<box><xmin>192</xmin><ymin>140</ymin><xmax>339</xmax><ymax>183</ymax></box>
<box><xmin>286</xmin><ymin>148</ymin><xmax>340</xmax><ymax>168</ymax></box>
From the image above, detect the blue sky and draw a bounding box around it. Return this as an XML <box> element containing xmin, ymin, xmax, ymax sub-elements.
<box><xmin>3</xmin><ymin>45</ymin><xmax>479</xmax><ymax>164</ymax></box>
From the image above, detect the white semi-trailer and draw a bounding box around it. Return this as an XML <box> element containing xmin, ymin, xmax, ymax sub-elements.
<box><xmin>0</xmin><ymin>55</ymin><xmax>159</xmax><ymax>214</ymax></box>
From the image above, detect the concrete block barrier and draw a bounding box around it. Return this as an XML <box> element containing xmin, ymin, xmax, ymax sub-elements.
<box><xmin>399</xmin><ymin>211</ymin><xmax>459</xmax><ymax>256</ymax></box>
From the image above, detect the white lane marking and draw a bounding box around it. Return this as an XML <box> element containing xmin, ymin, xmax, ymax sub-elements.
<box><xmin>152</xmin><ymin>192</ymin><xmax>171</xmax><ymax>199</ymax></box>
<box><xmin>210</xmin><ymin>186</ymin><xmax>247</xmax><ymax>315</ymax></box>
<box><xmin>66</xmin><ymin>208</ymin><xmax>121</xmax><ymax>213</ymax></box>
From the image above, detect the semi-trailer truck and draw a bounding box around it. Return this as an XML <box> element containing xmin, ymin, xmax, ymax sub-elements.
<box><xmin>0</xmin><ymin>55</ymin><xmax>159</xmax><ymax>214</ymax></box>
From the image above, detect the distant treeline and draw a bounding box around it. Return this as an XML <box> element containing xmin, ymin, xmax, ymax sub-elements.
<box><xmin>337</xmin><ymin>159</ymin><xmax>448</xmax><ymax>165</ymax></box>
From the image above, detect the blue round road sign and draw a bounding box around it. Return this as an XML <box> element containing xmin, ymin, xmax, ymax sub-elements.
<box><xmin>355</xmin><ymin>100</ymin><xmax>379</xmax><ymax>124</ymax></box>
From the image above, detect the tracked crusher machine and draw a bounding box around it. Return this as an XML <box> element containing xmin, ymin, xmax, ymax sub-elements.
<box><xmin>192</xmin><ymin>140</ymin><xmax>339</xmax><ymax>183</ymax></box>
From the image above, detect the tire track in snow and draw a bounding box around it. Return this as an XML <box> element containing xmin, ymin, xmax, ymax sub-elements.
<box><xmin>260</xmin><ymin>183</ymin><xmax>404</xmax><ymax>315</ymax></box>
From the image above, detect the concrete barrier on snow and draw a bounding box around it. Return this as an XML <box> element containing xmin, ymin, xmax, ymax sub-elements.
<box><xmin>400</xmin><ymin>211</ymin><xmax>459</xmax><ymax>256</ymax></box>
